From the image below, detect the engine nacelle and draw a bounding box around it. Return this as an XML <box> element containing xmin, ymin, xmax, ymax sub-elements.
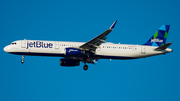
<box><xmin>60</xmin><ymin>58</ymin><xmax>80</xmax><ymax>66</ymax></box>
<box><xmin>65</xmin><ymin>48</ymin><xmax>84</xmax><ymax>55</ymax></box>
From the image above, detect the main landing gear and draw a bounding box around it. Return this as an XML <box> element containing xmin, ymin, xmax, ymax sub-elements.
<box><xmin>83</xmin><ymin>64</ymin><xmax>88</xmax><ymax>71</ymax></box>
<box><xmin>21</xmin><ymin>55</ymin><xmax>25</xmax><ymax>63</ymax></box>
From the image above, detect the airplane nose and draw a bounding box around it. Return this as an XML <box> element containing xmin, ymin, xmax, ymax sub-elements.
<box><xmin>3</xmin><ymin>46</ymin><xmax>10</xmax><ymax>52</ymax></box>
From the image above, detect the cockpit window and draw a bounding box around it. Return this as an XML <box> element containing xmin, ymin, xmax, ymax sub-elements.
<box><xmin>11</xmin><ymin>42</ymin><xmax>17</xmax><ymax>45</ymax></box>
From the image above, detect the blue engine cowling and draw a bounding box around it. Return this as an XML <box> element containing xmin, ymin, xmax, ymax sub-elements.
<box><xmin>65</xmin><ymin>48</ymin><xmax>84</xmax><ymax>55</ymax></box>
<box><xmin>60</xmin><ymin>58</ymin><xmax>80</xmax><ymax>66</ymax></box>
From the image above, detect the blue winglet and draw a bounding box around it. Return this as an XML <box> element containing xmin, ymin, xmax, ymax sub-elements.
<box><xmin>110</xmin><ymin>20</ymin><xmax>117</xmax><ymax>30</ymax></box>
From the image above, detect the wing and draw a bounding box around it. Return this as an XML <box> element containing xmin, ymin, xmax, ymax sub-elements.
<box><xmin>79</xmin><ymin>21</ymin><xmax>117</xmax><ymax>53</ymax></box>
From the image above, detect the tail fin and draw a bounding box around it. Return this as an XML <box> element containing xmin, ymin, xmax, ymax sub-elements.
<box><xmin>144</xmin><ymin>25</ymin><xmax>170</xmax><ymax>47</ymax></box>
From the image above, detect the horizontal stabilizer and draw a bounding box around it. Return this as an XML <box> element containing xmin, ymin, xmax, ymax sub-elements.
<box><xmin>154</xmin><ymin>42</ymin><xmax>172</xmax><ymax>51</ymax></box>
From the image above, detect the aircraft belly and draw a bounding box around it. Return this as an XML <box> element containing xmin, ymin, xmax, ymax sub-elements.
<box><xmin>96</xmin><ymin>49</ymin><xmax>140</xmax><ymax>59</ymax></box>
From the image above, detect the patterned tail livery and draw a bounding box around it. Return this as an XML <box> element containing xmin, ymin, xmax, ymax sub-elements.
<box><xmin>144</xmin><ymin>25</ymin><xmax>170</xmax><ymax>47</ymax></box>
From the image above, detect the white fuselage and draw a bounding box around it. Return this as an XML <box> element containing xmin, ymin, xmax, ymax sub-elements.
<box><xmin>4</xmin><ymin>40</ymin><xmax>172</xmax><ymax>59</ymax></box>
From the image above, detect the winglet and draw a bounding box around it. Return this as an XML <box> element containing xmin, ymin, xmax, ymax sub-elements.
<box><xmin>109</xmin><ymin>20</ymin><xmax>117</xmax><ymax>30</ymax></box>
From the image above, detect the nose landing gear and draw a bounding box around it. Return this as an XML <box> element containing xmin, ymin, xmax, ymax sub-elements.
<box><xmin>21</xmin><ymin>55</ymin><xmax>25</xmax><ymax>63</ymax></box>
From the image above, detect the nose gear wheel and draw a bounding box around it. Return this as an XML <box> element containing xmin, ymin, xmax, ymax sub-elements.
<box><xmin>83</xmin><ymin>65</ymin><xmax>88</xmax><ymax>70</ymax></box>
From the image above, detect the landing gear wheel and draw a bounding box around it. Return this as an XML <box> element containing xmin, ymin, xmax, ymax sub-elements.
<box><xmin>21</xmin><ymin>60</ymin><xmax>24</xmax><ymax>63</ymax></box>
<box><xmin>83</xmin><ymin>65</ymin><xmax>88</xmax><ymax>71</ymax></box>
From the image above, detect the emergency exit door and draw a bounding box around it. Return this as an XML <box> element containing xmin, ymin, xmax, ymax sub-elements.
<box><xmin>55</xmin><ymin>42</ymin><xmax>59</xmax><ymax>49</ymax></box>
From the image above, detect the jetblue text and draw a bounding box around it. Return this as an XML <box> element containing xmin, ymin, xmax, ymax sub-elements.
<box><xmin>26</xmin><ymin>41</ymin><xmax>53</xmax><ymax>49</ymax></box>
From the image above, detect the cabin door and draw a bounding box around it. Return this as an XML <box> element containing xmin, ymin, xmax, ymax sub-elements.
<box><xmin>141</xmin><ymin>46</ymin><xmax>146</xmax><ymax>54</ymax></box>
<box><xmin>21</xmin><ymin>40</ymin><xmax>26</xmax><ymax>48</ymax></box>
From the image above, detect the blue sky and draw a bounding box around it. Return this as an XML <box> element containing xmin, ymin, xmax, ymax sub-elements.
<box><xmin>1</xmin><ymin>0</ymin><xmax>180</xmax><ymax>101</ymax></box>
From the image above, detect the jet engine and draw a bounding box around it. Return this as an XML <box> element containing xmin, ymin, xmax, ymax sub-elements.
<box><xmin>65</xmin><ymin>48</ymin><xmax>85</xmax><ymax>55</ymax></box>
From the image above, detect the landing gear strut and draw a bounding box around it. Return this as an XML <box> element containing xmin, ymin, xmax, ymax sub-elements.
<box><xmin>21</xmin><ymin>55</ymin><xmax>25</xmax><ymax>63</ymax></box>
<box><xmin>83</xmin><ymin>65</ymin><xmax>88</xmax><ymax>71</ymax></box>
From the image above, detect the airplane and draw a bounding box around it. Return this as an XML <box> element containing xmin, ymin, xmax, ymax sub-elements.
<box><xmin>3</xmin><ymin>21</ymin><xmax>173</xmax><ymax>70</ymax></box>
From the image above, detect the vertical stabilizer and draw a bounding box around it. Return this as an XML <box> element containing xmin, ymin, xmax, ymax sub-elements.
<box><xmin>144</xmin><ymin>25</ymin><xmax>170</xmax><ymax>47</ymax></box>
